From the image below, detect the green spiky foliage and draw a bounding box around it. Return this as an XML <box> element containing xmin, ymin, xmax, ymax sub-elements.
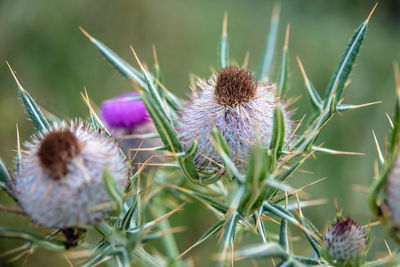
<box><xmin>0</xmin><ymin>3</ymin><xmax>395</xmax><ymax>267</ymax></box>
<box><xmin>369</xmin><ymin>62</ymin><xmax>400</xmax><ymax>249</ymax></box>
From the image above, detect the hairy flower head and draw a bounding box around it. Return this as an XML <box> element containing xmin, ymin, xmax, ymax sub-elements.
<box><xmin>14</xmin><ymin>121</ymin><xmax>127</xmax><ymax>228</ymax></box>
<box><xmin>179</xmin><ymin>65</ymin><xmax>291</xmax><ymax>169</ymax></box>
<box><xmin>323</xmin><ymin>217</ymin><xmax>367</xmax><ymax>262</ymax></box>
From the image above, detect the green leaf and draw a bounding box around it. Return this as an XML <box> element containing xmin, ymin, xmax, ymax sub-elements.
<box><xmin>220</xmin><ymin>185</ymin><xmax>246</xmax><ymax>264</ymax></box>
<box><xmin>7</xmin><ymin>63</ymin><xmax>50</xmax><ymax>134</ymax></box>
<box><xmin>103</xmin><ymin>169</ymin><xmax>123</xmax><ymax>214</ymax></box>
<box><xmin>235</xmin><ymin>242</ymin><xmax>288</xmax><ymax>261</ymax></box>
<box><xmin>184</xmin><ymin>139</ymin><xmax>198</xmax><ymax>157</ymax></box>
<box><xmin>292</xmin><ymin>256</ymin><xmax>321</xmax><ymax>265</ymax></box>
<box><xmin>279</xmin><ymin>218</ymin><xmax>289</xmax><ymax>252</ymax></box>
<box><xmin>269</xmin><ymin>104</ymin><xmax>285</xmax><ymax>166</ymax></box>
<box><xmin>241</xmin><ymin>144</ymin><xmax>270</xmax><ymax>215</ymax></box>
<box><xmin>253</xmin><ymin>211</ymin><xmax>267</xmax><ymax>243</ymax></box>
<box><xmin>263</xmin><ymin>201</ymin><xmax>299</xmax><ymax>226</ymax></box>
<box><xmin>81</xmin><ymin>28</ymin><xmax>146</xmax><ymax>87</ymax></box>
<box><xmin>0</xmin><ymin>157</ymin><xmax>11</xmax><ymax>185</ymax></box>
<box><xmin>211</xmin><ymin>128</ymin><xmax>245</xmax><ymax>183</ymax></box>
<box><xmin>246</xmin><ymin>144</ymin><xmax>269</xmax><ymax>186</ymax></box>
<box><xmin>0</xmin><ymin>228</ymin><xmax>65</xmax><ymax>251</ymax></box>
<box><xmin>0</xmin><ymin>158</ymin><xmax>15</xmax><ymax>201</ymax></box>
<box><xmin>173</xmin><ymin>187</ymin><xmax>228</xmax><ymax>214</ymax></box>
<box><xmin>131</xmin><ymin>247</ymin><xmax>162</xmax><ymax>267</ymax></box>
<box><xmin>219</xmin><ymin>13</ymin><xmax>229</xmax><ymax>68</ymax></box>
<box><xmin>180</xmin><ymin>220</ymin><xmax>224</xmax><ymax>257</ymax></box>
<box><xmin>278</xmin><ymin>25</ymin><xmax>290</xmax><ymax>97</ymax></box>
<box><xmin>324</xmin><ymin>19</ymin><xmax>369</xmax><ymax>110</ymax></box>
<box><xmin>257</xmin><ymin>4</ymin><xmax>280</xmax><ymax>81</ymax></box>
<box><xmin>390</xmin><ymin>90</ymin><xmax>400</xmax><ymax>157</ymax></box>
<box><xmin>306</xmin><ymin>80</ymin><xmax>323</xmax><ymax>112</ymax></box>
<box><xmin>121</xmin><ymin>197</ymin><xmax>138</xmax><ymax>231</ymax></box>
<box><xmin>297</xmin><ymin>58</ymin><xmax>323</xmax><ymax>112</ymax></box>
<box><xmin>136</xmin><ymin>53</ymin><xmax>171</xmax><ymax>123</ymax></box>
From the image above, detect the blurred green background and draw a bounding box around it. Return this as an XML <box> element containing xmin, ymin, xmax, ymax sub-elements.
<box><xmin>1</xmin><ymin>0</ymin><xmax>399</xmax><ymax>266</ymax></box>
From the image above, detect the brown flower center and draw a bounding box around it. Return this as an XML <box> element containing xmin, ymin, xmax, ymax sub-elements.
<box><xmin>38</xmin><ymin>129</ymin><xmax>80</xmax><ymax>180</ymax></box>
<box><xmin>214</xmin><ymin>66</ymin><xmax>257</xmax><ymax>107</ymax></box>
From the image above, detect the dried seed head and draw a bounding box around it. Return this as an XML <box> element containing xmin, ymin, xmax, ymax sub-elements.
<box><xmin>38</xmin><ymin>130</ymin><xmax>80</xmax><ymax>180</ymax></box>
<box><xmin>179</xmin><ymin>66</ymin><xmax>292</xmax><ymax>170</ymax></box>
<box><xmin>14</xmin><ymin>121</ymin><xmax>128</xmax><ymax>228</ymax></box>
<box><xmin>214</xmin><ymin>66</ymin><xmax>257</xmax><ymax>106</ymax></box>
<box><xmin>324</xmin><ymin>217</ymin><xmax>367</xmax><ymax>262</ymax></box>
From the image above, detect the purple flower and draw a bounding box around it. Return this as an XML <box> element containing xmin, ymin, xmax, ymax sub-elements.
<box><xmin>100</xmin><ymin>91</ymin><xmax>163</xmax><ymax>165</ymax></box>
<box><xmin>100</xmin><ymin>92</ymin><xmax>150</xmax><ymax>130</ymax></box>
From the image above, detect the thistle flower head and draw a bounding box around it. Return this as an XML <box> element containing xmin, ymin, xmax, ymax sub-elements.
<box><xmin>179</xmin><ymin>65</ymin><xmax>291</xmax><ymax>169</ymax></box>
<box><xmin>14</xmin><ymin>121</ymin><xmax>127</xmax><ymax>228</ymax></box>
<box><xmin>100</xmin><ymin>91</ymin><xmax>163</xmax><ymax>165</ymax></box>
<box><xmin>385</xmin><ymin>156</ymin><xmax>400</xmax><ymax>228</ymax></box>
<box><xmin>323</xmin><ymin>217</ymin><xmax>367</xmax><ymax>262</ymax></box>
<box><xmin>101</xmin><ymin>91</ymin><xmax>150</xmax><ymax>130</ymax></box>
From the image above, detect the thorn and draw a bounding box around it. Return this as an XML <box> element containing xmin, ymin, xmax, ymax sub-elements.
<box><xmin>152</xmin><ymin>203</ymin><xmax>185</xmax><ymax>225</ymax></box>
<box><xmin>63</xmin><ymin>254</ymin><xmax>74</xmax><ymax>267</ymax></box>
<box><xmin>288</xmin><ymin>114</ymin><xmax>306</xmax><ymax>141</ymax></box>
<box><xmin>284</xmin><ymin>24</ymin><xmax>290</xmax><ymax>48</ymax></box>
<box><xmin>242</xmin><ymin>51</ymin><xmax>250</xmax><ymax>70</ymax></box>
<box><xmin>361</xmin><ymin>220</ymin><xmax>380</xmax><ymax>228</ymax></box>
<box><xmin>366</xmin><ymin>2</ymin><xmax>378</xmax><ymax>22</ymax></box>
<box><xmin>372</xmin><ymin>129</ymin><xmax>384</xmax><ymax>164</ymax></box>
<box><xmin>384</xmin><ymin>239</ymin><xmax>392</xmax><ymax>256</ymax></box>
<box><xmin>334</xmin><ymin>199</ymin><xmax>340</xmax><ymax>217</ymax></box>
<box><xmin>314</xmin><ymin>146</ymin><xmax>365</xmax><ymax>156</ymax></box>
<box><xmin>290</xmin><ymin>177</ymin><xmax>327</xmax><ymax>196</ymax></box>
<box><xmin>152</xmin><ymin>44</ymin><xmax>159</xmax><ymax>67</ymax></box>
<box><xmin>386</xmin><ymin>113</ymin><xmax>394</xmax><ymax>129</ymax></box>
<box><xmin>6</xmin><ymin>61</ymin><xmax>25</xmax><ymax>92</ymax></box>
<box><xmin>0</xmin><ymin>243</ymin><xmax>29</xmax><ymax>258</ymax></box>
<box><xmin>285</xmin><ymin>191</ymin><xmax>288</xmax><ymax>209</ymax></box>
<box><xmin>295</xmin><ymin>193</ymin><xmax>303</xmax><ymax>218</ymax></box>
<box><xmin>296</xmin><ymin>57</ymin><xmax>308</xmax><ymax>83</ymax></box>
<box><xmin>373</xmin><ymin>160</ymin><xmax>379</xmax><ymax>178</ymax></box>
<box><xmin>79</xmin><ymin>27</ymin><xmax>94</xmax><ymax>41</ymax></box>
<box><xmin>317</xmin><ymin>113</ymin><xmax>335</xmax><ymax>133</ymax></box>
<box><xmin>344</xmin><ymin>78</ymin><xmax>352</xmax><ymax>89</ymax></box>
<box><xmin>351</xmin><ymin>184</ymin><xmax>369</xmax><ymax>194</ymax></box>
<box><xmin>16</xmin><ymin>124</ymin><xmax>21</xmax><ymax>152</ymax></box>
<box><xmin>339</xmin><ymin>101</ymin><xmax>382</xmax><ymax>111</ymax></box>
<box><xmin>261</xmin><ymin>215</ymin><xmax>280</xmax><ymax>224</ymax></box>
<box><xmin>271</xmin><ymin>3</ymin><xmax>281</xmax><ymax>20</ymax></box>
<box><xmin>129</xmin><ymin>45</ymin><xmax>145</xmax><ymax>71</ymax></box>
<box><xmin>230</xmin><ymin>243</ymin><xmax>234</xmax><ymax>267</ymax></box>
<box><xmin>222</xmin><ymin>12</ymin><xmax>228</xmax><ymax>37</ymax></box>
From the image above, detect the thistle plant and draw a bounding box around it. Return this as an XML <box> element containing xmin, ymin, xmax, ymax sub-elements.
<box><xmin>0</xmin><ymin>2</ymin><xmax>397</xmax><ymax>267</ymax></box>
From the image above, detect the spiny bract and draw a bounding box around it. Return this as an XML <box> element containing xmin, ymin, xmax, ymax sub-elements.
<box><xmin>13</xmin><ymin>121</ymin><xmax>128</xmax><ymax>228</ymax></box>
